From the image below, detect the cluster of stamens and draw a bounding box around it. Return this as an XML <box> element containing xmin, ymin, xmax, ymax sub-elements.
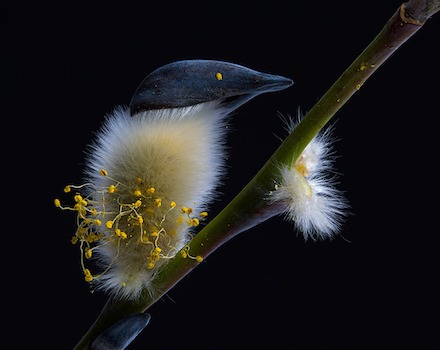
<box><xmin>54</xmin><ymin>169</ymin><xmax>206</xmax><ymax>284</ymax></box>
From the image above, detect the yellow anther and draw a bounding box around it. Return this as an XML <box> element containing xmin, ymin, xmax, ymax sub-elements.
<box><xmin>71</xmin><ymin>236</ymin><xmax>78</xmax><ymax>244</ymax></box>
<box><xmin>151</xmin><ymin>231</ymin><xmax>159</xmax><ymax>237</ymax></box>
<box><xmin>133</xmin><ymin>200</ymin><xmax>142</xmax><ymax>208</ymax></box>
<box><xmin>154</xmin><ymin>198</ymin><xmax>162</xmax><ymax>207</ymax></box>
<box><xmin>176</xmin><ymin>216</ymin><xmax>184</xmax><ymax>224</ymax></box>
<box><xmin>147</xmin><ymin>261</ymin><xmax>155</xmax><ymax>269</ymax></box>
<box><xmin>192</xmin><ymin>218</ymin><xmax>200</xmax><ymax>227</ymax></box>
<box><xmin>100</xmin><ymin>169</ymin><xmax>108</xmax><ymax>176</ymax></box>
<box><xmin>93</xmin><ymin>219</ymin><xmax>102</xmax><ymax>226</ymax></box>
<box><xmin>74</xmin><ymin>194</ymin><xmax>83</xmax><ymax>203</ymax></box>
<box><xmin>199</xmin><ymin>211</ymin><xmax>208</xmax><ymax>218</ymax></box>
<box><xmin>54</xmin><ymin>198</ymin><xmax>61</xmax><ymax>207</ymax></box>
<box><xmin>134</xmin><ymin>189</ymin><xmax>142</xmax><ymax>197</ymax></box>
<box><xmin>90</xmin><ymin>208</ymin><xmax>98</xmax><ymax>216</ymax></box>
<box><xmin>138</xmin><ymin>215</ymin><xmax>144</xmax><ymax>224</ymax></box>
<box><xmin>181</xmin><ymin>250</ymin><xmax>188</xmax><ymax>258</ymax></box>
<box><xmin>119</xmin><ymin>231</ymin><xmax>127</xmax><ymax>239</ymax></box>
<box><xmin>186</xmin><ymin>207</ymin><xmax>193</xmax><ymax>214</ymax></box>
<box><xmin>146</xmin><ymin>187</ymin><xmax>155</xmax><ymax>195</ymax></box>
<box><xmin>154</xmin><ymin>247</ymin><xmax>162</xmax><ymax>253</ymax></box>
<box><xmin>84</xmin><ymin>269</ymin><xmax>93</xmax><ymax>282</ymax></box>
<box><xmin>108</xmin><ymin>185</ymin><xmax>116</xmax><ymax>193</ymax></box>
<box><xmin>80</xmin><ymin>199</ymin><xmax>88</xmax><ymax>206</ymax></box>
<box><xmin>170</xmin><ymin>201</ymin><xmax>176</xmax><ymax>208</ymax></box>
<box><xmin>63</xmin><ymin>186</ymin><xmax>71</xmax><ymax>193</ymax></box>
<box><xmin>195</xmin><ymin>255</ymin><xmax>203</xmax><ymax>262</ymax></box>
<box><xmin>85</xmin><ymin>248</ymin><xmax>92</xmax><ymax>259</ymax></box>
<box><xmin>181</xmin><ymin>206</ymin><xmax>188</xmax><ymax>213</ymax></box>
<box><xmin>136</xmin><ymin>177</ymin><xmax>143</xmax><ymax>184</ymax></box>
<box><xmin>216</xmin><ymin>72</ymin><xmax>223</xmax><ymax>80</ymax></box>
<box><xmin>106</xmin><ymin>220</ymin><xmax>113</xmax><ymax>229</ymax></box>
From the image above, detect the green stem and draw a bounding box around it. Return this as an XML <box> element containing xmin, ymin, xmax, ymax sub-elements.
<box><xmin>73</xmin><ymin>2</ymin><xmax>438</xmax><ymax>349</ymax></box>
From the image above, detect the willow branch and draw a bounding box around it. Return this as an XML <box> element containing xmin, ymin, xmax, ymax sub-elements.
<box><xmin>73</xmin><ymin>1</ymin><xmax>439</xmax><ymax>349</ymax></box>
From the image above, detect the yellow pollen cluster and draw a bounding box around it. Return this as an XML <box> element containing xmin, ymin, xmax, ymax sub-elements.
<box><xmin>55</xmin><ymin>169</ymin><xmax>208</xmax><ymax>286</ymax></box>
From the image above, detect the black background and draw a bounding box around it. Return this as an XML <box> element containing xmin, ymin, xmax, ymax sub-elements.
<box><xmin>8</xmin><ymin>1</ymin><xmax>439</xmax><ymax>349</ymax></box>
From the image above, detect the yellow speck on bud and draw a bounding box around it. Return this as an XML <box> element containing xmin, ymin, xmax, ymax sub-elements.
<box><xmin>195</xmin><ymin>255</ymin><xmax>203</xmax><ymax>262</ymax></box>
<box><xmin>100</xmin><ymin>169</ymin><xmax>108</xmax><ymax>176</ymax></box>
<box><xmin>216</xmin><ymin>72</ymin><xmax>223</xmax><ymax>81</ymax></box>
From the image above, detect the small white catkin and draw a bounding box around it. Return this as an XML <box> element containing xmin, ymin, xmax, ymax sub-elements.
<box><xmin>270</xmin><ymin>115</ymin><xmax>349</xmax><ymax>241</ymax></box>
<box><xmin>75</xmin><ymin>101</ymin><xmax>230</xmax><ymax>300</ymax></box>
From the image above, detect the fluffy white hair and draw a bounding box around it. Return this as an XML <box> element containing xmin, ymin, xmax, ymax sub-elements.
<box><xmin>271</xmin><ymin>115</ymin><xmax>349</xmax><ymax>241</ymax></box>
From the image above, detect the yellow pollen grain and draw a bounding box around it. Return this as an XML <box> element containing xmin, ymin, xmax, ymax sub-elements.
<box><xmin>216</xmin><ymin>72</ymin><xmax>223</xmax><ymax>81</ymax></box>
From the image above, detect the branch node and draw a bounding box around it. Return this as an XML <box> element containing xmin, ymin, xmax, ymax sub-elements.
<box><xmin>400</xmin><ymin>3</ymin><xmax>425</xmax><ymax>25</ymax></box>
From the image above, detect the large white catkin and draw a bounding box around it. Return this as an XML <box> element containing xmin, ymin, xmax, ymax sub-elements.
<box><xmin>81</xmin><ymin>101</ymin><xmax>231</xmax><ymax>299</ymax></box>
